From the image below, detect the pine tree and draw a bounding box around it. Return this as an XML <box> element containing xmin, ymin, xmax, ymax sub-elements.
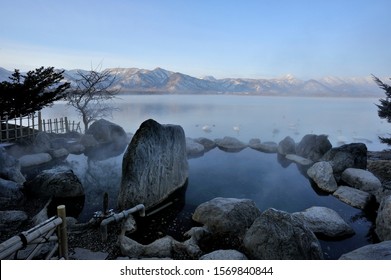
<box><xmin>0</xmin><ymin>67</ymin><xmax>70</xmax><ymax>119</ymax></box>
<box><xmin>373</xmin><ymin>75</ymin><xmax>391</xmax><ymax>145</ymax></box>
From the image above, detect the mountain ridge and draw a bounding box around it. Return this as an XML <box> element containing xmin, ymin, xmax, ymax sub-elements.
<box><xmin>0</xmin><ymin>66</ymin><xmax>385</xmax><ymax>97</ymax></box>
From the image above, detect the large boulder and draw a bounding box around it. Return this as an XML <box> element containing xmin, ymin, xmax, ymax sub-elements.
<box><xmin>118</xmin><ymin>119</ymin><xmax>188</xmax><ymax>210</ymax></box>
<box><xmin>277</xmin><ymin>136</ymin><xmax>296</xmax><ymax>155</ymax></box>
<box><xmin>339</xmin><ymin>240</ymin><xmax>391</xmax><ymax>260</ymax></box>
<box><xmin>86</xmin><ymin>119</ymin><xmax>127</xmax><ymax>145</ymax></box>
<box><xmin>84</xmin><ymin>119</ymin><xmax>128</xmax><ymax>160</ymax></box>
<box><xmin>192</xmin><ymin>197</ymin><xmax>261</xmax><ymax>236</ymax></box>
<box><xmin>32</xmin><ymin>132</ymin><xmax>52</xmax><ymax>153</ymax></box>
<box><xmin>25</xmin><ymin>167</ymin><xmax>84</xmax><ymax>198</ymax></box>
<box><xmin>376</xmin><ymin>195</ymin><xmax>391</xmax><ymax>241</ymax></box>
<box><xmin>341</xmin><ymin>168</ymin><xmax>381</xmax><ymax>193</ymax></box>
<box><xmin>0</xmin><ymin>210</ymin><xmax>28</xmax><ymax>229</ymax></box>
<box><xmin>243</xmin><ymin>208</ymin><xmax>323</xmax><ymax>259</ymax></box>
<box><xmin>292</xmin><ymin>206</ymin><xmax>354</xmax><ymax>238</ymax></box>
<box><xmin>296</xmin><ymin>134</ymin><xmax>332</xmax><ymax>161</ymax></box>
<box><xmin>18</xmin><ymin>153</ymin><xmax>52</xmax><ymax>168</ymax></box>
<box><xmin>307</xmin><ymin>161</ymin><xmax>338</xmax><ymax>193</ymax></box>
<box><xmin>321</xmin><ymin>143</ymin><xmax>367</xmax><ymax>180</ymax></box>
<box><xmin>0</xmin><ymin>147</ymin><xmax>26</xmax><ymax>184</ymax></box>
<box><xmin>333</xmin><ymin>186</ymin><xmax>374</xmax><ymax>210</ymax></box>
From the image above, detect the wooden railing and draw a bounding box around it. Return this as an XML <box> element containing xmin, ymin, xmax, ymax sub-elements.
<box><xmin>0</xmin><ymin>112</ymin><xmax>81</xmax><ymax>143</ymax></box>
<box><xmin>0</xmin><ymin>205</ymin><xmax>68</xmax><ymax>260</ymax></box>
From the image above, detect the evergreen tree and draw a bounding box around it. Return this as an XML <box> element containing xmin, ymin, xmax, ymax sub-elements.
<box><xmin>0</xmin><ymin>67</ymin><xmax>70</xmax><ymax>119</ymax></box>
<box><xmin>373</xmin><ymin>75</ymin><xmax>391</xmax><ymax>145</ymax></box>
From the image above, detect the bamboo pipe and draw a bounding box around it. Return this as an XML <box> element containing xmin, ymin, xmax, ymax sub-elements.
<box><xmin>100</xmin><ymin>204</ymin><xmax>145</xmax><ymax>241</ymax></box>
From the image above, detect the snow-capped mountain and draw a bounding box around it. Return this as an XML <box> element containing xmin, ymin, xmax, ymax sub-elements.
<box><xmin>0</xmin><ymin>66</ymin><xmax>385</xmax><ymax>97</ymax></box>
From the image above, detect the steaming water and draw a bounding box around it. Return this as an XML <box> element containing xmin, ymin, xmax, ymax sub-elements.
<box><xmin>42</xmin><ymin>95</ymin><xmax>387</xmax><ymax>259</ymax></box>
<box><xmin>43</xmin><ymin>95</ymin><xmax>389</xmax><ymax>151</ymax></box>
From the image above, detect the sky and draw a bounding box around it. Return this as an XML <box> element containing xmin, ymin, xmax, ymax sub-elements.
<box><xmin>0</xmin><ymin>0</ymin><xmax>390</xmax><ymax>79</ymax></box>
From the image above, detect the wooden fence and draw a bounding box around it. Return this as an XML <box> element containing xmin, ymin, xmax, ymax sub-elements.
<box><xmin>0</xmin><ymin>112</ymin><xmax>81</xmax><ymax>143</ymax></box>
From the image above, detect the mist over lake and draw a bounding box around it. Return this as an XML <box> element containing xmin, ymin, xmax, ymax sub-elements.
<box><xmin>43</xmin><ymin>95</ymin><xmax>388</xmax><ymax>151</ymax></box>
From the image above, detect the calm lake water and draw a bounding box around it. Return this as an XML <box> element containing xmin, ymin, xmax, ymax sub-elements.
<box><xmin>42</xmin><ymin>95</ymin><xmax>387</xmax><ymax>259</ymax></box>
<box><xmin>44</xmin><ymin>94</ymin><xmax>389</xmax><ymax>151</ymax></box>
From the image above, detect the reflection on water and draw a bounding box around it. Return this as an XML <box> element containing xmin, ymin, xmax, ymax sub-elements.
<box><xmin>65</xmin><ymin>147</ymin><xmax>376</xmax><ymax>260</ymax></box>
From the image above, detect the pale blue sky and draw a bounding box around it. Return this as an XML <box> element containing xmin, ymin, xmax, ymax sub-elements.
<box><xmin>0</xmin><ymin>0</ymin><xmax>390</xmax><ymax>79</ymax></box>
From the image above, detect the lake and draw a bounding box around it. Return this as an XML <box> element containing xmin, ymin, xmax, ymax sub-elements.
<box><xmin>42</xmin><ymin>95</ymin><xmax>387</xmax><ymax>259</ymax></box>
<box><xmin>43</xmin><ymin>95</ymin><xmax>389</xmax><ymax>151</ymax></box>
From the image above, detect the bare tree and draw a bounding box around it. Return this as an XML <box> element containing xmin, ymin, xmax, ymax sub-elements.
<box><xmin>66</xmin><ymin>67</ymin><xmax>119</xmax><ymax>132</ymax></box>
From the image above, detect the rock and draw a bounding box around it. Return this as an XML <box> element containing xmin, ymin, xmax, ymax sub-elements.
<box><xmin>80</xmin><ymin>134</ymin><xmax>99</xmax><ymax>149</ymax></box>
<box><xmin>250</xmin><ymin>141</ymin><xmax>278</xmax><ymax>153</ymax></box>
<box><xmin>248</xmin><ymin>138</ymin><xmax>262</xmax><ymax>149</ymax></box>
<box><xmin>215</xmin><ymin>136</ymin><xmax>247</xmax><ymax>152</ymax></box>
<box><xmin>333</xmin><ymin>186</ymin><xmax>374</xmax><ymax>210</ymax></box>
<box><xmin>277</xmin><ymin>136</ymin><xmax>296</xmax><ymax>155</ymax></box>
<box><xmin>119</xmin><ymin>235</ymin><xmax>177</xmax><ymax>259</ymax></box>
<box><xmin>243</xmin><ymin>208</ymin><xmax>323</xmax><ymax>259</ymax></box>
<box><xmin>0</xmin><ymin>147</ymin><xmax>26</xmax><ymax>184</ymax></box>
<box><xmin>192</xmin><ymin>197</ymin><xmax>261</xmax><ymax>236</ymax></box>
<box><xmin>200</xmin><ymin>249</ymin><xmax>248</xmax><ymax>260</ymax></box>
<box><xmin>286</xmin><ymin>154</ymin><xmax>313</xmax><ymax>166</ymax></box>
<box><xmin>33</xmin><ymin>132</ymin><xmax>52</xmax><ymax>153</ymax></box>
<box><xmin>0</xmin><ymin>210</ymin><xmax>28</xmax><ymax>228</ymax></box>
<box><xmin>86</xmin><ymin>119</ymin><xmax>127</xmax><ymax>145</ymax></box>
<box><xmin>83</xmin><ymin>120</ymin><xmax>128</xmax><ymax>161</ymax></box>
<box><xmin>25</xmin><ymin>168</ymin><xmax>84</xmax><ymax>198</ymax></box>
<box><xmin>292</xmin><ymin>206</ymin><xmax>354</xmax><ymax>238</ymax></box>
<box><xmin>367</xmin><ymin>160</ymin><xmax>391</xmax><ymax>183</ymax></box>
<box><xmin>32</xmin><ymin>200</ymin><xmax>51</xmax><ymax>225</ymax></box>
<box><xmin>66</xmin><ymin>143</ymin><xmax>85</xmax><ymax>154</ymax></box>
<box><xmin>307</xmin><ymin>161</ymin><xmax>338</xmax><ymax>192</ymax></box>
<box><xmin>186</xmin><ymin>138</ymin><xmax>205</xmax><ymax>158</ymax></box>
<box><xmin>339</xmin><ymin>240</ymin><xmax>391</xmax><ymax>260</ymax></box>
<box><xmin>19</xmin><ymin>153</ymin><xmax>52</xmax><ymax>168</ymax></box>
<box><xmin>321</xmin><ymin>143</ymin><xmax>367</xmax><ymax>180</ymax></box>
<box><xmin>341</xmin><ymin>168</ymin><xmax>381</xmax><ymax>193</ymax></box>
<box><xmin>118</xmin><ymin>119</ymin><xmax>188</xmax><ymax>210</ymax></box>
<box><xmin>49</xmin><ymin>148</ymin><xmax>69</xmax><ymax>159</ymax></box>
<box><xmin>296</xmin><ymin>134</ymin><xmax>332</xmax><ymax>161</ymax></box>
<box><xmin>121</xmin><ymin>215</ymin><xmax>137</xmax><ymax>235</ymax></box>
<box><xmin>0</xmin><ymin>178</ymin><xmax>24</xmax><ymax>209</ymax></box>
<box><xmin>194</xmin><ymin>137</ymin><xmax>216</xmax><ymax>152</ymax></box>
<box><xmin>376</xmin><ymin>195</ymin><xmax>391</xmax><ymax>241</ymax></box>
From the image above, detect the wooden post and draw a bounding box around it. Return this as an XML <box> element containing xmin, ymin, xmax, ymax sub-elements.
<box><xmin>49</xmin><ymin>119</ymin><xmax>52</xmax><ymax>133</ymax></box>
<box><xmin>5</xmin><ymin>116</ymin><xmax>9</xmax><ymax>141</ymax></box>
<box><xmin>38</xmin><ymin>111</ymin><xmax>42</xmax><ymax>132</ymax></box>
<box><xmin>64</xmin><ymin>117</ymin><xmax>69</xmax><ymax>133</ymax></box>
<box><xmin>14</xmin><ymin>117</ymin><xmax>17</xmax><ymax>140</ymax></box>
<box><xmin>56</xmin><ymin>205</ymin><xmax>68</xmax><ymax>260</ymax></box>
<box><xmin>60</xmin><ymin>117</ymin><xmax>64</xmax><ymax>133</ymax></box>
<box><xmin>27</xmin><ymin>114</ymin><xmax>30</xmax><ymax>136</ymax></box>
<box><xmin>54</xmin><ymin>119</ymin><xmax>58</xmax><ymax>134</ymax></box>
<box><xmin>19</xmin><ymin>115</ymin><xmax>23</xmax><ymax>138</ymax></box>
<box><xmin>31</xmin><ymin>113</ymin><xmax>35</xmax><ymax>136</ymax></box>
